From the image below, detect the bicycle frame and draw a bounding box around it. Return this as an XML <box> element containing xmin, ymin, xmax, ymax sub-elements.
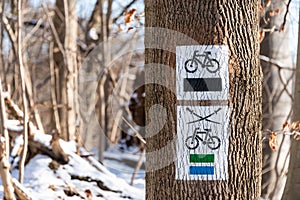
<box><xmin>192</xmin><ymin>128</ymin><xmax>211</xmax><ymax>143</ymax></box>
<box><xmin>191</xmin><ymin>51</ymin><xmax>210</xmax><ymax>66</ymax></box>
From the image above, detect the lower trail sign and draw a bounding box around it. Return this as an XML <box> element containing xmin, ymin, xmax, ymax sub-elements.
<box><xmin>176</xmin><ymin>106</ymin><xmax>230</xmax><ymax>180</ymax></box>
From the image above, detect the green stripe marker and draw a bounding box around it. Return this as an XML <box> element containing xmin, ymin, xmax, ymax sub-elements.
<box><xmin>189</xmin><ymin>154</ymin><xmax>215</xmax><ymax>175</ymax></box>
<box><xmin>190</xmin><ymin>154</ymin><xmax>214</xmax><ymax>163</ymax></box>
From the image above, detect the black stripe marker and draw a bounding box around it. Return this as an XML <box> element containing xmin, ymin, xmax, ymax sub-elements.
<box><xmin>183</xmin><ymin>78</ymin><xmax>222</xmax><ymax>92</ymax></box>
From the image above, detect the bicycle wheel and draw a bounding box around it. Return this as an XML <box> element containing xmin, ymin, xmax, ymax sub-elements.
<box><xmin>184</xmin><ymin>59</ymin><xmax>198</xmax><ymax>73</ymax></box>
<box><xmin>206</xmin><ymin>59</ymin><xmax>220</xmax><ymax>73</ymax></box>
<box><xmin>207</xmin><ymin>136</ymin><xmax>221</xmax><ymax>150</ymax></box>
<box><xmin>185</xmin><ymin>136</ymin><xmax>199</xmax><ymax>150</ymax></box>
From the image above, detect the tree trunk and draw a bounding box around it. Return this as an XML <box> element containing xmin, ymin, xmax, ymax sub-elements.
<box><xmin>0</xmin><ymin>139</ymin><xmax>16</xmax><ymax>200</ymax></box>
<box><xmin>145</xmin><ymin>0</ymin><xmax>262</xmax><ymax>199</ymax></box>
<box><xmin>53</xmin><ymin>0</ymin><xmax>78</xmax><ymax>140</ymax></box>
<box><xmin>0</xmin><ymin>81</ymin><xmax>15</xmax><ymax>200</ymax></box>
<box><xmin>282</xmin><ymin>9</ymin><xmax>300</xmax><ymax>200</ymax></box>
<box><xmin>64</xmin><ymin>0</ymin><xmax>78</xmax><ymax>141</ymax></box>
<box><xmin>260</xmin><ymin>1</ymin><xmax>294</xmax><ymax>199</ymax></box>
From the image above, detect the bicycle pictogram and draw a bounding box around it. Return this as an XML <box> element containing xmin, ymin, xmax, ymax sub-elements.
<box><xmin>184</xmin><ymin>107</ymin><xmax>222</xmax><ymax>150</ymax></box>
<box><xmin>184</xmin><ymin>50</ymin><xmax>220</xmax><ymax>73</ymax></box>
<box><xmin>185</xmin><ymin>128</ymin><xmax>221</xmax><ymax>150</ymax></box>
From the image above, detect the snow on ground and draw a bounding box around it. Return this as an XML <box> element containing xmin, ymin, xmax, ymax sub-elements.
<box><xmin>0</xmin><ymin>135</ymin><xmax>145</xmax><ymax>199</ymax></box>
<box><xmin>103</xmin><ymin>145</ymin><xmax>145</xmax><ymax>190</ymax></box>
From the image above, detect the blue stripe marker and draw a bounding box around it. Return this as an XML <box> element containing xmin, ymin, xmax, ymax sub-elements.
<box><xmin>189</xmin><ymin>166</ymin><xmax>214</xmax><ymax>175</ymax></box>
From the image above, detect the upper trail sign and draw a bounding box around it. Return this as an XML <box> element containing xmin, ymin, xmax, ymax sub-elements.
<box><xmin>176</xmin><ymin>45</ymin><xmax>229</xmax><ymax>100</ymax></box>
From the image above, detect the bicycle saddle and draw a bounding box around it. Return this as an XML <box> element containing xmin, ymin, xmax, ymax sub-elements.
<box><xmin>204</xmin><ymin>51</ymin><xmax>211</xmax><ymax>54</ymax></box>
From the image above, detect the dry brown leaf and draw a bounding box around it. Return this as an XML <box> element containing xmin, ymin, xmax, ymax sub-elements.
<box><xmin>85</xmin><ymin>189</ymin><xmax>93</xmax><ymax>200</ymax></box>
<box><xmin>259</xmin><ymin>30</ymin><xmax>265</xmax><ymax>43</ymax></box>
<box><xmin>48</xmin><ymin>185</ymin><xmax>57</xmax><ymax>191</ymax></box>
<box><xmin>269</xmin><ymin>132</ymin><xmax>278</xmax><ymax>151</ymax></box>
<box><xmin>293</xmin><ymin>132</ymin><xmax>300</xmax><ymax>140</ymax></box>
<box><xmin>127</xmin><ymin>27</ymin><xmax>134</xmax><ymax>32</ymax></box>
<box><xmin>124</xmin><ymin>8</ymin><xmax>136</xmax><ymax>26</ymax></box>
<box><xmin>282</xmin><ymin>121</ymin><xmax>289</xmax><ymax>130</ymax></box>
<box><xmin>289</xmin><ymin>121</ymin><xmax>300</xmax><ymax>131</ymax></box>
<box><xmin>259</xmin><ymin>4</ymin><xmax>264</xmax><ymax>12</ymax></box>
<box><xmin>275</xmin><ymin>8</ymin><xmax>280</xmax><ymax>14</ymax></box>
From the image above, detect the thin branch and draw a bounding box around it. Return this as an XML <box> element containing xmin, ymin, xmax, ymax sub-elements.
<box><xmin>2</xmin><ymin>15</ymin><xmax>17</xmax><ymax>56</ymax></box>
<box><xmin>260</xmin><ymin>55</ymin><xmax>295</xmax><ymax>71</ymax></box>
<box><xmin>49</xmin><ymin>42</ymin><xmax>61</xmax><ymax>134</ymax></box>
<box><xmin>122</xmin><ymin>117</ymin><xmax>146</xmax><ymax>144</ymax></box>
<box><xmin>113</xmin><ymin>0</ymin><xmax>137</xmax><ymax>23</ymax></box>
<box><xmin>22</xmin><ymin>16</ymin><xmax>47</xmax><ymax>48</ymax></box>
<box><xmin>42</xmin><ymin>3</ymin><xmax>66</xmax><ymax>64</ymax></box>
<box><xmin>17</xmin><ymin>0</ymin><xmax>28</xmax><ymax>184</ymax></box>
<box><xmin>106</xmin><ymin>0</ymin><xmax>113</xmax><ymax>36</ymax></box>
<box><xmin>280</xmin><ymin>0</ymin><xmax>292</xmax><ymax>31</ymax></box>
<box><xmin>0</xmin><ymin>79</ymin><xmax>10</xmax><ymax>159</ymax></box>
<box><xmin>130</xmin><ymin>148</ymin><xmax>145</xmax><ymax>186</ymax></box>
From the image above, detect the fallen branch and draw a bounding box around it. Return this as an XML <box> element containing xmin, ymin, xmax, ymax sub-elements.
<box><xmin>5</xmin><ymin>96</ymin><xmax>69</xmax><ymax>165</ymax></box>
<box><xmin>12</xmin><ymin>178</ymin><xmax>32</xmax><ymax>200</ymax></box>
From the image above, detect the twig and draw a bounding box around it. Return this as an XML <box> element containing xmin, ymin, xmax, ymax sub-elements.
<box><xmin>130</xmin><ymin>148</ymin><xmax>145</xmax><ymax>186</ymax></box>
<box><xmin>122</xmin><ymin>117</ymin><xmax>146</xmax><ymax>144</ymax></box>
<box><xmin>2</xmin><ymin>15</ymin><xmax>18</xmax><ymax>56</ymax></box>
<box><xmin>113</xmin><ymin>0</ymin><xmax>137</xmax><ymax>23</ymax></box>
<box><xmin>260</xmin><ymin>55</ymin><xmax>295</xmax><ymax>71</ymax></box>
<box><xmin>280</xmin><ymin>0</ymin><xmax>292</xmax><ymax>31</ymax></box>
<box><xmin>42</xmin><ymin>3</ymin><xmax>66</xmax><ymax>64</ymax></box>
<box><xmin>22</xmin><ymin>16</ymin><xmax>46</xmax><ymax>49</ymax></box>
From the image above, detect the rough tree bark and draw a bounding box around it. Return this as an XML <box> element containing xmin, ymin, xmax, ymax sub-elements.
<box><xmin>282</xmin><ymin>10</ymin><xmax>300</xmax><ymax>200</ymax></box>
<box><xmin>145</xmin><ymin>0</ymin><xmax>262</xmax><ymax>199</ymax></box>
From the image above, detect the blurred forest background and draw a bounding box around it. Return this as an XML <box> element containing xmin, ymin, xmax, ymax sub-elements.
<box><xmin>0</xmin><ymin>0</ymin><xmax>299</xmax><ymax>199</ymax></box>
